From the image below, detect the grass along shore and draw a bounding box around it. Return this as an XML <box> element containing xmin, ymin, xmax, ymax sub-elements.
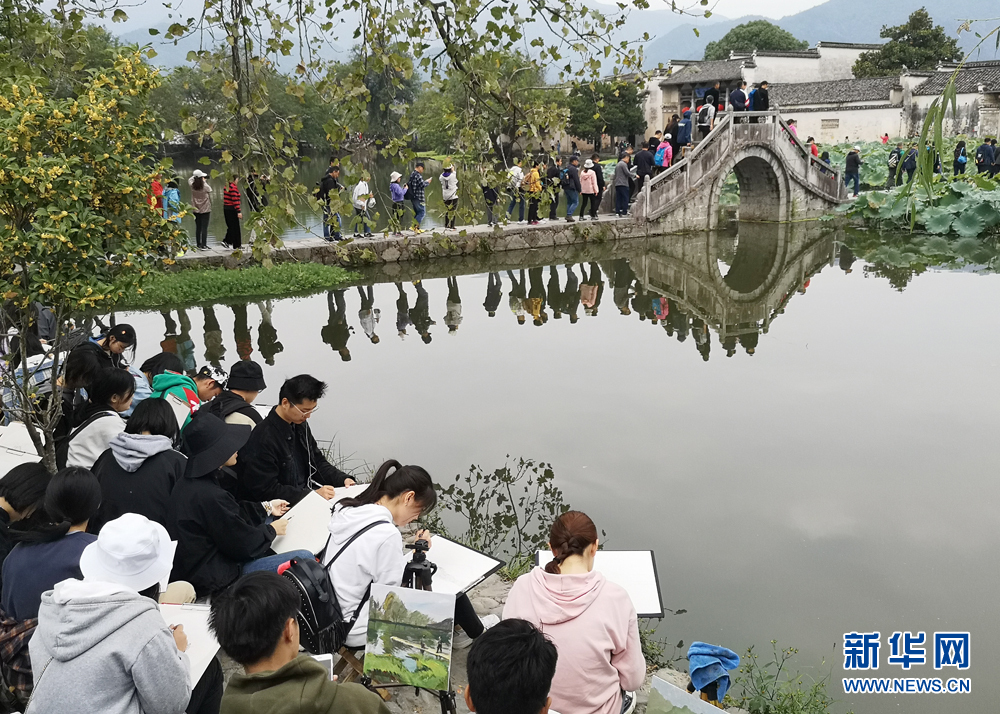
<box><xmin>120</xmin><ymin>262</ymin><xmax>357</xmax><ymax>310</ymax></box>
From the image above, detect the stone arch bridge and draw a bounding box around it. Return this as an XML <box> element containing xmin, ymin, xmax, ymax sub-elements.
<box><xmin>636</xmin><ymin>112</ymin><xmax>848</xmax><ymax>230</ymax></box>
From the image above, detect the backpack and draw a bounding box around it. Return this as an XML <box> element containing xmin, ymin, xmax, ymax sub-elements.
<box><xmin>55</xmin><ymin>410</ymin><xmax>117</xmax><ymax>470</ymax></box>
<box><xmin>654</xmin><ymin>146</ymin><xmax>667</xmax><ymax>166</ymax></box>
<box><xmin>281</xmin><ymin>520</ymin><xmax>389</xmax><ymax>654</ymax></box>
<box><xmin>697</xmin><ymin>105</ymin><xmax>711</xmax><ymax>125</ymax></box>
<box><xmin>748</xmin><ymin>88</ymin><xmax>757</xmax><ymax>110</ymax></box>
<box><xmin>559</xmin><ymin>167</ymin><xmax>571</xmax><ymax>189</ymax></box>
<box><xmin>888</xmin><ymin>151</ymin><xmax>900</xmax><ymax>168</ymax></box>
<box><xmin>976</xmin><ymin>145</ymin><xmax>987</xmax><ymax>164</ymax></box>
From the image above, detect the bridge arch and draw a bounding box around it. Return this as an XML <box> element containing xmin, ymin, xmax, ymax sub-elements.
<box><xmin>707</xmin><ymin>222</ymin><xmax>788</xmax><ymax>302</ymax></box>
<box><xmin>708</xmin><ymin>145</ymin><xmax>791</xmax><ymax>229</ymax></box>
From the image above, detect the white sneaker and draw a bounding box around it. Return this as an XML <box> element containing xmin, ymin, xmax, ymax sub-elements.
<box><xmin>621</xmin><ymin>690</ymin><xmax>637</xmax><ymax>714</ymax></box>
<box><xmin>453</xmin><ymin>614</ymin><xmax>500</xmax><ymax>650</ymax></box>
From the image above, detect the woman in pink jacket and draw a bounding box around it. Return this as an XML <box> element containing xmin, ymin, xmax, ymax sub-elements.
<box><xmin>503</xmin><ymin>511</ymin><xmax>645</xmax><ymax>714</ymax></box>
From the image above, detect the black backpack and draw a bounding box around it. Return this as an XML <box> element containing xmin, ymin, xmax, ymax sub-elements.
<box><xmin>281</xmin><ymin>520</ymin><xmax>389</xmax><ymax>654</ymax></box>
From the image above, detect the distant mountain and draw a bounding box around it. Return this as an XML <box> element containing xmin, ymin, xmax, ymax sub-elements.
<box><xmin>643</xmin><ymin>0</ymin><xmax>1000</xmax><ymax>66</ymax></box>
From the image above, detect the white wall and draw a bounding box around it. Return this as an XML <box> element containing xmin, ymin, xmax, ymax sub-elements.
<box><xmin>814</xmin><ymin>46</ymin><xmax>870</xmax><ymax>81</ymax></box>
<box><xmin>753</xmin><ymin>56</ymin><xmax>822</xmax><ymax>84</ymax></box>
<box><xmin>778</xmin><ymin>107</ymin><xmax>904</xmax><ymax>143</ymax></box>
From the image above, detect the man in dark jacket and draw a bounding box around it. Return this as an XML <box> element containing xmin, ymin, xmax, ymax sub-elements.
<box><xmin>752</xmin><ymin>81</ymin><xmax>769</xmax><ymax>111</ymax></box>
<box><xmin>729</xmin><ymin>81</ymin><xmax>748</xmax><ymax>112</ymax></box>
<box><xmin>237</xmin><ymin>374</ymin><xmax>354</xmax><ymax>506</ymax></box>
<box><xmin>648</xmin><ymin>130</ymin><xmax>662</xmax><ymax>152</ymax></box>
<box><xmin>200</xmin><ymin>359</ymin><xmax>266</xmax><ymax>428</ymax></box>
<box><xmin>844</xmin><ymin>146</ymin><xmax>862</xmax><ymax>197</ymax></box>
<box><xmin>546</xmin><ymin>157</ymin><xmax>562</xmax><ymax>221</ymax></box>
<box><xmin>703</xmin><ymin>82</ymin><xmax>720</xmax><ymax>112</ymax></box>
<box><xmin>314</xmin><ymin>163</ymin><xmax>342</xmax><ymax>241</ymax></box>
<box><xmin>633</xmin><ymin>145</ymin><xmax>655</xmax><ymax>196</ymax></box>
<box><xmin>975</xmin><ymin>139</ymin><xmax>994</xmax><ymax>174</ymax></box>
<box><xmin>169</xmin><ymin>413</ymin><xmax>310</xmax><ymax>597</ymax></box>
<box><xmin>563</xmin><ymin>156</ymin><xmax>582</xmax><ymax>222</ymax></box>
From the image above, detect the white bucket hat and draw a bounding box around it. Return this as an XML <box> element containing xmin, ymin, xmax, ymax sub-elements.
<box><xmin>80</xmin><ymin>514</ymin><xmax>177</xmax><ymax>592</ymax></box>
<box><xmin>584</xmin><ymin>159</ymin><xmax>594</xmax><ymax>168</ymax></box>
<box><xmin>390</xmin><ymin>171</ymin><xmax>402</xmax><ymax>182</ymax></box>
<box><xmin>191</xmin><ymin>169</ymin><xmax>208</xmax><ymax>178</ymax></box>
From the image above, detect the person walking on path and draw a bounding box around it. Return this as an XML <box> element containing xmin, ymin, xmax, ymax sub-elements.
<box><xmin>752</xmin><ymin>80</ymin><xmax>770</xmax><ymax>112</ymax></box>
<box><xmin>407</xmin><ymin>162</ymin><xmax>432</xmax><ymax>232</ymax></box>
<box><xmin>648</xmin><ymin>130</ymin><xmax>662</xmax><ymax>152</ymax></box>
<box><xmin>703</xmin><ymin>82</ymin><xmax>720</xmax><ymax>116</ymax></box>
<box><xmin>886</xmin><ymin>143</ymin><xmax>903</xmax><ymax>188</ymax></box>
<box><xmin>315</xmin><ymin>163</ymin><xmax>343</xmax><ymax>241</ymax></box>
<box><xmin>696</xmin><ymin>102</ymin><xmax>715</xmax><ymax>141</ymax></box>
<box><xmin>525</xmin><ymin>159</ymin><xmax>544</xmax><ymax>225</ymax></box>
<box><xmin>729</xmin><ymin>81</ymin><xmax>748</xmax><ymax>113</ymax></box>
<box><xmin>633</xmin><ymin>143</ymin><xmax>654</xmax><ymax>197</ymax></box>
<box><xmin>351</xmin><ymin>173</ymin><xmax>375</xmax><ymax>238</ymax></box>
<box><xmin>222</xmin><ymin>176</ymin><xmax>242</xmax><ymax>248</ymax></box>
<box><xmin>844</xmin><ymin>147</ymin><xmax>862</xmax><ymax>197</ymax></box>
<box><xmin>481</xmin><ymin>173</ymin><xmax>499</xmax><ymax>226</ymax></box>
<box><xmin>563</xmin><ymin>156</ymin><xmax>581</xmax><ymax>222</ymax></box>
<box><xmin>953</xmin><ymin>141</ymin><xmax>968</xmax><ymax>176</ymax></box>
<box><xmin>992</xmin><ymin>139</ymin><xmax>1000</xmax><ymax>177</ymax></box>
<box><xmin>590</xmin><ymin>154</ymin><xmax>606</xmax><ymax>215</ymax></box>
<box><xmin>188</xmin><ymin>170</ymin><xmax>212</xmax><ymax>249</ymax></box>
<box><xmin>440</xmin><ymin>161</ymin><xmax>459</xmax><ymax>229</ymax></box>
<box><xmin>664</xmin><ymin>115</ymin><xmax>680</xmax><ymax>159</ymax></box>
<box><xmin>389</xmin><ymin>171</ymin><xmax>406</xmax><ymax>235</ymax></box>
<box><xmin>613</xmin><ymin>154</ymin><xmax>632</xmax><ymax>217</ymax></box>
<box><xmin>162</xmin><ymin>179</ymin><xmax>181</xmax><ymax>223</ymax></box>
<box><xmin>807</xmin><ymin>137</ymin><xmax>819</xmax><ymax>158</ymax></box>
<box><xmin>654</xmin><ymin>135</ymin><xmax>673</xmax><ymax>171</ymax></box>
<box><xmin>546</xmin><ymin>157</ymin><xmax>562</xmax><ymax>221</ymax></box>
<box><xmin>580</xmin><ymin>159</ymin><xmax>600</xmax><ymax>220</ymax></box>
<box><xmin>507</xmin><ymin>158</ymin><xmax>526</xmax><ymax>222</ymax></box>
<box><xmin>902</xmin><ymin>143</ymin><xmax>919</xmax><ymax>183</ymax></box>
<box><xmin>974</xmin><ymin>138</ymin><xmax>994</xmax><ymax>174</ymax></box>
<box><xmin>677</xmin><ymin>108</ymin><xmax>692</xmax><ymax>150</ymax></box>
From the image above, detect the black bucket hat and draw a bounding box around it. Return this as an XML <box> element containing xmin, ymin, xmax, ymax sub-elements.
<box><xmin>182</xmin><ymin>412</ymin><xmax>251</xmax><ymax>479</ymax></box>
<box><xmin>227</xmin><ymin>360</ymin><xmax>266</xmax><ymax>392</ymax></box>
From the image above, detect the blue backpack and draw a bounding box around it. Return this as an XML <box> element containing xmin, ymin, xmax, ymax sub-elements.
<box><xmin>654</xmin><ymin>146</ymin><xmax>667</xmax><ymax>166</ymax></box>
<box><xmin>748</xmin><ymin>88</ymin><xmax>757</xmax><ymax>110</ymax></box>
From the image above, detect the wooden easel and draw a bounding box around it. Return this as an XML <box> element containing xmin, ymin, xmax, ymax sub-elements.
<box><xmin>334</xmin><ymin>647</ymin><xmax>390</xmax><ymax>700</ymax></box>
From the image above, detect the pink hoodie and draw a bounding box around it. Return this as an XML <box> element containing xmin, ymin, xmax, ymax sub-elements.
<box><xmin>503</xmin><ymin>567</ymin><xmax>645</xmax><ymax>714</ymax></box>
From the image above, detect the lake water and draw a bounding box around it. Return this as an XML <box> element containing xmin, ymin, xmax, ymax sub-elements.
<box><xmin>119</xmin><ymin>223</ymin><xmax>999</xmax><ymax>713</ymax></box>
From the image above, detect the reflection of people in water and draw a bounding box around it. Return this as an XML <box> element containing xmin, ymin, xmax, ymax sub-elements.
<box><xmin>255</xmin><ymin>300</ymin><xmax>283</xmax><ymax>365</ymax></box>
<box><xmin>547</xmin><ymin>266</ymin><xmax>563</xmax><ymax>319</ymax></box>
<box><xmin>409</xmin><ymin>281</ymin><xmax>435</xmax><ymax>344</ymax></box>
<box><xmin>357</xmin><ymin>285</ymin><xmax>381</xmax><ymax>344</ymax></box>
<box><xmin>612</xmin><ymin>259</ymin><xmax>635</xmax><ymax>316</ymax></box>
<box><xmin>563</xmin><ymin>265</ymin><xmax>580</xmax><ymax>324</ymax></box>
<box><xmin>722</xmin><ymin>335</ymin><xmax>738</xmax><ymax>358</ymax></box>
<box><xmin>652</xmin><ymin>297</ymin><xmax>668</xmax><ymax>324</ymax></box>
<box><xmin>160</xmin><ymin>311</ymin><xmax>179</xmax><ymax>354</ymax></box>
<box><xmin>631</xmin><ymin>282</ymin><xmax>649</xmax><ymax>322</ymax></box>
<box><xmin>839</xmin><ymin>245</ymin><xmax>855</xmax><ymax>274</ymax></box>
<box><xmin>527</xmin><ymin>267</ymin><xmax>547</xmax><ymax>326</ymax></box>
<box><xmin>507</xmin><ymin>270</ymin><xmax>527</xmax><ymax>325</ymax></box>
<box><xmin>233</xmin><ymin>303</ymin><xmax>253</xmax><ymax>361</ymax></box>
<box><xmin>176</xmin><ymin>309</ymin><xmax>196</xmax><ymax>373</ymax></box>
<box><xmin>672</xmin><ymin>304</ymin><xmax>689</xmax><ymax>343</ymax></box>
<box><xmin>203</xmin><ymin>306</ymin><xmax>226</xmax><ymax>367</ymax></box>
<box><xmin>739</xmin><ymin>329</ymin><xmax>758</xmax><ymax>356</ymax></box>
<box><xmin>483</xmin><ymin>273</ymin><xmax>502</xmax><ymax>317</ymax></box>
<box><xmin>692</xmin><ymin>317</ymin><xmax>710</xmax><ymax>362</ymax></box>
<box><xmin>579</xmin><ymin>263</ymin><xmax>603</xmax><ymax>317</ymax></box>
<box><xmin>395</xmin><ymin>283</ymin><xmax>411</xmax><ymax>339</ymax></box>
<box><xmin>444</xmin><ymin>277</ymin><xmax>463</xmax><ymax>334</ymax></box>
<box><xmin>321</xmin><ymin>290</ymin><xmax>353</xmax><ymax>361</ymax></box>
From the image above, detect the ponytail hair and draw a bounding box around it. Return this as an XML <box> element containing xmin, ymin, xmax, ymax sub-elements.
<box><xmin>14</xmin><ymin>467</ymin><xmax>102</xmax><ymax>544</ymax></box>
<box><xmin>339</xmin><ymin>459</ymin><xmax>437</xmax><ymax>515</ymax></box>
<box><xmin>544</xmin><ymin>511</ymin><xmax>598</xmax><ymax>574</ymax></box>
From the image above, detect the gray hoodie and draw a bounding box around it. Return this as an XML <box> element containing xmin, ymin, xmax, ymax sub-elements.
<box><xmin>29</xmin><ymin>579</ymin><xmax>191</xmax><ymax>714</ymax></box>
<box><xmin>111</xmin><ymin>433</ymin><xmax>175</xmax><ymax>473</ymax></box>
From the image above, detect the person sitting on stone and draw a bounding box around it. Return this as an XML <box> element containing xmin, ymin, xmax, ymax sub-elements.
<box><xmin>210</xmin><ymin>571</ymin><xmax>391</xmax><ymax>714</ymax></box>
<box><xmin>236</xmin><ymin>374</ymin><xmax>355</xmax><ymax>505</ymax></box>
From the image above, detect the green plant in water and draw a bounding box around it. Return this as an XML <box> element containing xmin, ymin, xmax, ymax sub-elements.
<box><xmin>421</xmin><ymin>457</ymin><xmax>569</xmax><ymax>580</ymax></box>
<box><xmin>639</xmin><ymin>618</ymin><xmax>687</xmax><ymax>672</ymax></box>
<box><xmin>729</xmin><ymin>642</ymin><xmax>846</xmax><ymax>714</ymax></box>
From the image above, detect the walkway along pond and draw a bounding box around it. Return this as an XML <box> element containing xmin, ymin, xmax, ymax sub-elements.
<box><xmin>122</xmin><ymin>222</ymin><xmax>1000</xmax><ymax>714</ymax></box>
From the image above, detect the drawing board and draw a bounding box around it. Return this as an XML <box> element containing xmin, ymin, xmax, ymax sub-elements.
<box><xmin>159</xmin><ymin>604</ymin><xmax>220</xmax><ymax>683</ymax></box>
<box><xmin>536</xmin><ymin>550</ymin><xmax>663</xmax><ymax>618</ymax></box>
<box><xmin>270</xmin><ymin>484</ymin><xmax>369</xmax><ymax>555</ymax></box>
<box><xmin>414</xmin><ymin>536</ymin><xmax>504</xmax><ymax>595</ymax></box>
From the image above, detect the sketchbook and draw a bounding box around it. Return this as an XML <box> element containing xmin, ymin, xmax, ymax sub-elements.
<box><xmin>413</xmin><ymin>536</ymin><xmax>505</xmax><ymax>596</ymax></box>
<box><xmin>165</xmin><ymin>392</ymin><xmax>191</xmax><ymax>430</ymax></box>
<box><xmin>535</xmin><ymin>550</ymin><xmax>664</xmax><ymax>618</ymax></box>
<box><xmin>159</xmin><ymin>604</ymin><xmax>219</xmax><ymax>683</ymax></box>
<box><xmin>270</xmin><ymin>484</ymin><xmax>369</xmax><ymax>555</ymax></box>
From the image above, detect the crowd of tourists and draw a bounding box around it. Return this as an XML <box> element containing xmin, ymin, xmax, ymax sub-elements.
<box><xmin>0</xmin><ymin>318</ymin><xmax>649</xmax><ymax>714</ymax></box>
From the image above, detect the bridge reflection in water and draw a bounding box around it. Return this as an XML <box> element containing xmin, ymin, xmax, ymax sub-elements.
<box><xmin>149</xmin><ymin>223</ymin><xmax>841</xmax><ymax>365</ymax></box>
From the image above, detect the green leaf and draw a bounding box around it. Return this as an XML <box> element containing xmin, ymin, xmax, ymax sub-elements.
<box><xmin>198</xmin><ymin>157</ymin><xmax>212</xmax><ymax>165</ymax></box>
<box><xmin>952</xmin><ymin>212</ymin><xmax>985</xmax><ymax>239</ymax></box>
<box><xmin>112</xmin><ymin>8</ymin><xmax>128</xmax><ymax>22</ymax></box>
<box><xmin>922</xmin><ymin>207</ymin><xmax>953</xmax><ymax>234</ymax></box>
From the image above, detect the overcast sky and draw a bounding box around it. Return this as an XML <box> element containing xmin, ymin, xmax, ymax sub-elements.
<box><xmin>707</xmin><ymin>0</ymin><xmax>827</xmax><ymax>18</ymax></box>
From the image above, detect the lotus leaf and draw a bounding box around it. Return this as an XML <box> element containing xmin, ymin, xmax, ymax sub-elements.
<box><xmin>922</xmin><ymin>236</ymin><xmax>952</xmax><ymax>254</ymax></box>
<box><xmin>968</xmin><ymin>201</ymin><xmax>1000</xmax><ymax>228</ymax></box>
<box><xmin>952</xmin><ymin>237</ymin><xmax>983</xmax><ymax>260</ymax></box>
<box><xmin>950</xmin><ymin>181</ymin><xmax>974</xmax><ymax>194</ymax></box>
<box><xmin>953</xmin><ymin>211</ymin><xmax>986</xmax><ymax>239</ymax></box>
<box><xmin>921</xmin><ymin>207</ymin><xmax>954</xmax><ymax>234</ymax></box>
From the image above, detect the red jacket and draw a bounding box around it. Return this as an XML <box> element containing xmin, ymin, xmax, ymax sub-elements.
<box><xmin>223</xmin><ymin>182</ymin><xmax>241</xmax><ymax>210</ymax></box>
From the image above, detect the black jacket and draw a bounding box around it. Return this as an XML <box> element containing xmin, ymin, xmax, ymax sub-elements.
<box><xmin>729</xmin><ymin>89</ymin><xmax>747</xmax><ymax>111</ymax></box>
<box><xmin>634</xmin><ymin>149</ymin><xmax>655</xmax><ymax>177</ymax></box>
<box><xmin>846</xmin><ymin>152</ymin><xmax>862</xmax><ymax>173</ymax></box>
<box><xmin>90</xmin><ymin>447</ymin><xmax>187</xmax><ymax>533</ymax></box>
<box><xmin>591</xmin><ymin>163</ymin><xmax>605</xmax><ymax>192</ymax></box>
<box><xmin>565</xmin><ymin>165</ymin><xmax>582</xmax><ymax>192</ymax></box>
<box><xmin>546</xmin><ymin>165</ymin><xmax>561</xmax><ymax>189</ymax></box>
<box><xmin>168</xmin><ymin>468</ymin><xmax>275</xmax><ymax>596</ymax></box>
<box><xmin>199</xmin><ymin>390</ymin><xmax>263</xmax><ymax>427</ymax></box>
<box><xmin>236</xmin><ymin>407</ymin><xmax>350</xmax><ymax>505</ymax></box>
<box><xmin>315</xmin><ymin>173</ymin><xmax>342</xmax><ymax>202</ymax></box>
<box><xmin>753</xmin><ymin>87</ymin><xmax>769</xmax><ymax>111</ymax></box>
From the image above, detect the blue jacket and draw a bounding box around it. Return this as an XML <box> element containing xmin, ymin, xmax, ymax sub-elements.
<box><xmin>162</xmin><ymin>186</ymin><xmax>181</xmax><ymax>222</ymax></box>
<box><xmin>729</xmin><ymin>88</ymin><xmax>747</xmax><ymax>111</ymax></box>
<box><xmin>677</xmin><ymin>110</ymin><xmax>693</xmax><ymax>145</ymax></box>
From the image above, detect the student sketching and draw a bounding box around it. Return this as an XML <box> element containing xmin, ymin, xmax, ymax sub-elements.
<box><xmin>2</xmin><ymin>468</ymin><xmax>100</xmax><ymax>622</ymax></box>
<box><xmin>28</xmin><ymin>514</ymin><xmax>199</xmax><ymax>714</ymax></box>
<box><xmin>211</xmin><ymin>571</ymin><xmax>391</xmax><ymax>714</ymax></box>
<box><xmin>89</xmin><ymin>398</ymin><xmax>188</xmax><ymax>533</ymax></box>
<box><xmin>483</xmin><ymin>273</ymin><xmax>503</xmax><ymax>317</ymax></box>
<box><xmin>504</xmin><ymin>511</ymin><xmax>646</xmax><ymax>714</ymax></box>
<box><xmin>466</xmin><ymin>619</ymin><xmax>559</xmax><ymax>714</ymax></box>
<box><xmin>0</xmin><ymin>463</ymin><xmax>52</xmax><ymax>592</ymax></box>
<box><xmin>64</xmin><ymin>367</ymin><xmax>135</xmax><ymax>470</ymax></box>
<box><xmin>321</xmin><ymin>289</ymin><xmax>353</xmax><ymax>361</ymax></box>
<box><xmin>199</xmin><ymin>360</ymin><xmax>267</xmax><ymax>428</ymax></box>
<box><xmin>323</xmin><ymin>460</ymin><xmax>497</xmax><ymax>652</ymax></box>
<box><xmin>237</xmin><ymin>374</ymin><xmax>355</xmax><ymax>507</ymax></box>
<box><xmin>169</xmin><ymin>412</ymin><xmax>308</xmax><ymax>597</ymax></box>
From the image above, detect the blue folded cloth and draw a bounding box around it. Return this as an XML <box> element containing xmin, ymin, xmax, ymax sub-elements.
<box><xmin>688</xmin><ymin>641</ymin><xmax>740</xmax><ymax>702</ymax></box>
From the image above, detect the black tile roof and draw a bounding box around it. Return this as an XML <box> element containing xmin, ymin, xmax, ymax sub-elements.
<box><xmin>659</xmin><ymin>59</ymin><xmax>752</xmax><ymax>86</ymax></box>
<box><xmin>770</xmin><ymin>76</ymin><xmax>900</xmax><ymax>106</ymax></box>
<box><xmin>912</xmin><ymin>65</ymin><xmax>1000</xmax><ymax>95</ymax></box>
<box><xmin>816</xmin><ymin>42</ymin><xmax>884</xmax><ymax>49</ymax></box>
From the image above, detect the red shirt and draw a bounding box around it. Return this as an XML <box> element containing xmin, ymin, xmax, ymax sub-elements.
<box><xmin>150</xmin><ymin>180</ymin><xmax>163</xmax><ymax>209</ymax></box>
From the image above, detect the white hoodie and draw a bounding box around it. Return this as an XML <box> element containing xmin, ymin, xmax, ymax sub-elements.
<box><xmin>352</xmin><ymin>181</ymin><xmax>371</xmax><ymax>211</ymax></box>
<box><xmin>322</xmin><ymin>504</ymin><xmax>404</xmax><ymax>646</ymax></box>
<box><xmin>67</xmin><ymin>411</ymin><xmax>125</xmax><ymax>470</ymax></box>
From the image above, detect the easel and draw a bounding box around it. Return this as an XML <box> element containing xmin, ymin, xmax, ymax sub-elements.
<box><xmin>359</xmin><ymin>677</ymin><xmax>458</xmax><ymax>714</ymax></box>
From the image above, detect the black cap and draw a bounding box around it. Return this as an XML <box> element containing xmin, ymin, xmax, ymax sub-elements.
<box><xmin>228</xmin><ymin>360</ymin><xmax>266</xmax><ymax>392</ymax></box>
<box><xmin>182</xmin><ymin>412</ymin><xmax>251</xmax><ymax>479</ymax></box>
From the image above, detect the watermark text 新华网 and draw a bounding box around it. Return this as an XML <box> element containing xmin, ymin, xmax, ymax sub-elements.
<box><xmin>841</xmin><ymin>631</ymin><xmax>971</xmax><ymax>694</ymax></box>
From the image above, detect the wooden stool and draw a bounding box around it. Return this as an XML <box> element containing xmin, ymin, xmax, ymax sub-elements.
<box><xmin>333</xmin><ymin>648</ymin><xmax>390</xmax><ymax>700</ymax></box>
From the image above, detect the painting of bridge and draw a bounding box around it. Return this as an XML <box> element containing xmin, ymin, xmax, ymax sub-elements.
<box><xmin>363</xmin><ymin>584</ymin><xmax>455</xmax><ymax>691</ymax></box>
